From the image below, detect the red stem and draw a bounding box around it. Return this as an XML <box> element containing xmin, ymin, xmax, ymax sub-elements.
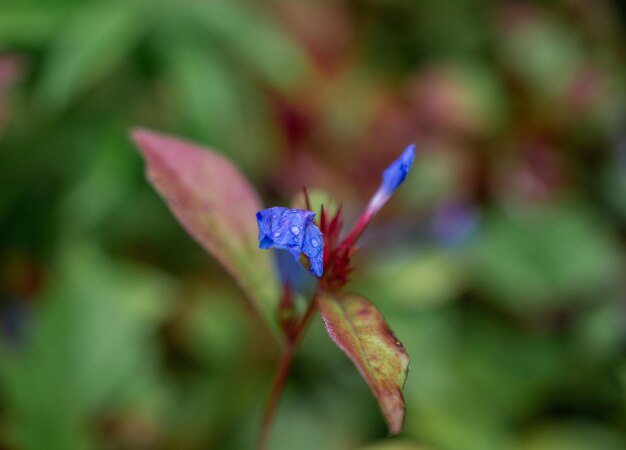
<box><xmin>338</xmin><ymin>211</ymin><xmax>372</xmax><ymax>252</ymax></box>
<box><xmin>257</xmin><ymin>345</ymin><xmax>295</xmax><ymax>450</ymax></box>
<box><xmin>256</xmin><ymin>292</ymin><xmax>320</xmax><ymax>450</ymax></box>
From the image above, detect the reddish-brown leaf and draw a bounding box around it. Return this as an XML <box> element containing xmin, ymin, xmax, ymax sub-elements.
<box><xmin>132</xmin><ymin>128</ymin><xmax>280</xmax><ymax>334</ymax></box>
<box><xmin>318</xmin><ymin>291</ymin><xmax>409</xmax><ymax>434</ymax></box>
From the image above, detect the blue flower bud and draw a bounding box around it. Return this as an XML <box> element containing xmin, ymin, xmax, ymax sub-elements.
<box><xmin>256</xmin><ymin>207</ymin><xmax>324</xmax><ymax>277</ymax></box>
<box><xmin>381</xmin><ymin>144</ymin><xmax>416</xmax><ymax>195</ymax></box>
<box><xmin>365</xmin><ymin>144</ymin><xmax>416</xmax><ymax>217</ymax></box>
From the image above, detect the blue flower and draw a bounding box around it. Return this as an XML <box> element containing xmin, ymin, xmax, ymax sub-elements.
<box><xmin>382</xmin><ymin>144</ymin><xmax>416</xmax><ymax>194</ymax></box>
<box><xmin>366</xmin><ymin>144</ymin><xmax>416</xmax><ymax>217</ymax></box>
<box><xmin>256</xmin><ymin>207</ymin><xmax>324</xmax><ymax>277</ymax></box>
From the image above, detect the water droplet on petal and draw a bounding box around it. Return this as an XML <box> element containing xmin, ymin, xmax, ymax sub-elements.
<box><xmin>273</xmin><ymin>232</ymin><xmax>280</xmax><ymax>238</ymax></box>
<box><xmin>291</xmin><ymin>226</ymin><xmax>300</xmax><ymax>235</ymax></box>
<box><xmin>311</xmin><ymin>239</ymin><xmax>319</xmax><ymax>247</ymax></box>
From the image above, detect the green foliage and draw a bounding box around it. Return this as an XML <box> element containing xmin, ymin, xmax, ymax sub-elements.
<box><xmin>0</xmin><ymin>0</ymin><xmax>312</xmax><ymax>172</ymax></box>
<box><xmin>1</xmin><ymin>0</ymin><xmax>625</xmax><ymax>448</ymax></box>
<box><xmin>474</xmin><ymin>202</ymin><xmax>622</xmax><ymax>313</ymax></box>
<box><xmin>0</xmin><ymin>247</ymin><xmax>172</xmax><ymax>450</ymax></box>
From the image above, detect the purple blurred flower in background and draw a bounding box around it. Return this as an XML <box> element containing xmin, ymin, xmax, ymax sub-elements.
<box><xmin>430</xmin><ymin>200</ymin><xmax>479</xmax><ymax>247</ymax></box>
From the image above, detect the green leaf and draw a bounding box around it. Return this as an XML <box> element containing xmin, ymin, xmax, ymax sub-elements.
<box><xmin>356</xmin><ymin>248</ymin><xmax>465</xmax><ymax>310</ymax></box>
<box><xmin>317</xmin><ymin>292</ymin><xmax>409</xmax><ymax>434</ymax></box>
<box><xmin>0</xmin><ymin>4</ymin><xmax>64</xmax><ymax>46</ymax></box>
<box><xmin>164</xmin><ymin>40</ymin><xmax>241</xmax><ymax>145</ymax></box>
<box><xmin>358</xmin><ymin>441</ymin><xmax>430</xmax><ymax>450</ymax></box>
<box><xmin>186</xmin><ymin>2</ymin><xmax>310</xmax><ymax>91</ymax></box>
<box><xmin>131</xmin><ymin>128</ymin><xmax>280</xmax><ymax>336</ymax></box>
<box><xmin>516</xmin><ymin>421</ymin><xmax>626</xmax><ymax>450</ymax></box>
<box><xmin>161</xmin><ymin>35</ymin><xmax>273</xmax><ymax>173</ymax></box>
<box><xmin>500</xmin><ymin>18</ymin><xmax>583</xmax><ymax>100</ymax></box>
<box><xmin>36</xmin><ymin>1</ymin><xmax>146</xmax><ymax>109</ymax></box>
<box><xmin>0</xmin><ymin>246</ymin><xmax>172</xmax><ymax>450</ymax></box>
<box><xmin>473</xmin><ymin>203</ymin><xmax>623</xmax><ymax>313</ymax></box>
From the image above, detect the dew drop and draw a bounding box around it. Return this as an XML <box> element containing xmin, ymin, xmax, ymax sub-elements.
<box><xmin>291</xmin><ymin>226</ymin><xmax>300</xmax><ymax>235</ymax></box>
<box><xmin>311</xmin><ymin>239</ymin><xmax>319</xmax><ymax>247</ymax></box>
<box><xmin>273</xmin><ymin>232</ymin><xmax>280</xmax><ymax>238</ymax></box>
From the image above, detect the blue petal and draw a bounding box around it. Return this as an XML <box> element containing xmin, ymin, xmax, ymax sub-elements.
<box><xmin>275</xmin><ymin>249</ymin><xmax>316</xmax><ymax>296</ymax></box>
<box><xmin>381</xmin><ymin>144</ymin><xmax>416</xmax><ymax>195</ymax></box>
<box><xmin>302</xmin><ymin>220</ymin><xmax>324</xmax><ymax>277</ymax></box>
<box><xmin>256</xmin><ymin>207</ymin><xmax>324</xmax><ymax>277</ymax></box>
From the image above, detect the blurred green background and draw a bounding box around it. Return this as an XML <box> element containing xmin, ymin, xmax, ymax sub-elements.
<box><xmin>1</xmin><ymin>0</ymin><xmax>625</xmax><ymax>449</ymax></box>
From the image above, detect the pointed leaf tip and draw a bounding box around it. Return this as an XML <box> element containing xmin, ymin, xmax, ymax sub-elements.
<box><xmin>130</xmin><ymin>128</ymin><xmax>280</xmax><ymax>336</ymax></box>
<box><xmin>318</xmin><ymin>292</ymin><xmax>409</xmax><ymax>434</ymax></box>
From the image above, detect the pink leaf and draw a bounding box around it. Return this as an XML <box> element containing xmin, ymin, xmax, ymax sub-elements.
<box><xmin>131</xmin><ymin>128</ymin><xmax>280</xmax><ymax>334</ymax></box>
<box><xmin>318</xmin><ymin>291</ymin><xmax>409</xmax><ymax>434</ymax></box>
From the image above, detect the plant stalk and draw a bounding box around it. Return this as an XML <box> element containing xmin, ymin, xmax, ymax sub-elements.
<box><xmin>256</xmin><ymin>292</ymin><xmax>319</xmax><ymax>450</ymax></box>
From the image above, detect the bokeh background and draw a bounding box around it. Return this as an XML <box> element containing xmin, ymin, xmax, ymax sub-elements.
<box><xmin>1</xmin><ymin>0</ymin><xmax>626</xmax><ymax>449</ymax></box>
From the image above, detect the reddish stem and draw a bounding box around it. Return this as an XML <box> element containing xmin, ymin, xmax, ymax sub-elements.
<box><xmin>338</xmin><ymin>210</ymin><xmax>372</xmax><ymax>252</ymax></box>
<box><xmin>256</xmin><ymin>292</ymin><xmax>320</xmax><ymax>450</ymax></box>
<box><xmin>257</xmin><ymin>345</ymin><xmax>295</xmax><ymax>450</ymax></box>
